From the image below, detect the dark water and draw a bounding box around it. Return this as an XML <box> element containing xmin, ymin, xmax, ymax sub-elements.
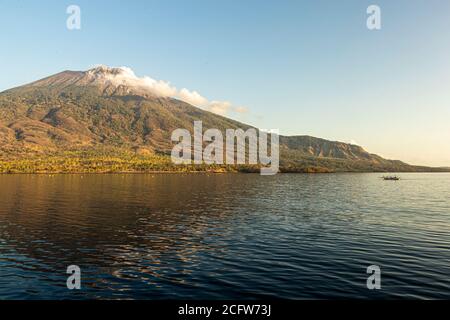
<box><xmin>0</xmin><ymin>173</ymin><xmax>449</xmax><ymax>299</ymax></box>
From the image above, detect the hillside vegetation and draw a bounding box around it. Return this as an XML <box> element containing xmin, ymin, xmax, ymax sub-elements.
<box><xmin>0</xmin><ymin>67</ymin><xmax>446</xmax><ymax>173</ymax></box>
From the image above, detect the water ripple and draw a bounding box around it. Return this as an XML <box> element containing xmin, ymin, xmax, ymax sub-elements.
<box><xmin>0</xmin><ymin>173</ymin><xmax>449</xmax><ymax>299</ymax></box>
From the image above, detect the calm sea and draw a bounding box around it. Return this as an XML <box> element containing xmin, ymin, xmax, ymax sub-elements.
<box><xmin>0</xmin><ymin>173</ymin><xmax>449</xmax><ymax>299</ymax></box>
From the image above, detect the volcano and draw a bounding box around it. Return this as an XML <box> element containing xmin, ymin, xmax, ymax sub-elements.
<box><xmin>0</xmin><ymin>66</ymin><xmax>444</xmax><ymax>173</ymax></box>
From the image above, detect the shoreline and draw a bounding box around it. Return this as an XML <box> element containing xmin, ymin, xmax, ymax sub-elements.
<box><xmin>1</xmin><ymin>170</ymin><xmax>449</xmax><ymax>175</ymax></box>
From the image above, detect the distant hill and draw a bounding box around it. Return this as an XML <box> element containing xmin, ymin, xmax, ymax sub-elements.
<box><xmin>0</xmin><ymin>66</ymin><xmax>446</xmax><ymax>173</ymax></box>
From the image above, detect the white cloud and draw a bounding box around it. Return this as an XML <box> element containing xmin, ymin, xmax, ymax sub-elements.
<box><xmin>206</xmin><ymin>101</ymin><xmax>230</xmax><ymax>116</ymax></box>
<box><xmin>204</xmin><ymin>101</ymin><xmax>249</xmax><ymax>116</ymax></box>
<box><xmin>177</xmin><ymin>88</ymin><xmax>208</xmax><ymax>107</ymax></box>
<box><xmin>89</xmin><ymin>65</ymin><xmax>248</xmax><ymax>116</ymax></box>
<box><xmin>234</xmin><ymin>106</ymin><xmax>248</xmax><ymax>114</ymax></box>
<box><xmin>97</xmin><ymin>66</ymin><xmax>178</xmax><ymax>97</ymax></box>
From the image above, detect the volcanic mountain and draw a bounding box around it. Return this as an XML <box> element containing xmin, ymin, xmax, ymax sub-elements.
<box><xmin>0</xmin><ymin>66</ymin><xmax>443</xmax><ymax>173</ymax></box>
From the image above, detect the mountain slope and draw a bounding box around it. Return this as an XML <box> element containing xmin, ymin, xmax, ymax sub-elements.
<box><xmin>0</xmin><ymin>66</ymin><xmax>445</xmax><ymax>173</ymax></box>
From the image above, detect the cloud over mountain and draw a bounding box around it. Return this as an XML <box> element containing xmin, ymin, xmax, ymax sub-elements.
<box><xmin>0</xmin><ymin>65</ymin><xmax>445</xmax><ymax>173</ymax></box>
<box><xmin>91</xmin><ymin>65</ymin><xmax>247</xmax><ymax>116</ymax></box>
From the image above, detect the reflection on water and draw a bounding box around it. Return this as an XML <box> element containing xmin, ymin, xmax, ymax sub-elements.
<box><xmin>0</xmin><ymin>173</ymin><xmax>449</xmax><ymax>299</ymax></box>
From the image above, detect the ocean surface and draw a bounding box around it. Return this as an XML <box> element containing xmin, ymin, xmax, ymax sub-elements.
<box><xmin>0</xmin><ymin>173</ymin><xmax>449</xmax><ymax>299</ymax></box>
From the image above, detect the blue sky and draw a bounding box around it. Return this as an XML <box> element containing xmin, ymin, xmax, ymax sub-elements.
<box><xmin>1</xmin><ymin>0</ymin><xmax>449</xmax><ymax>166</ymax></box>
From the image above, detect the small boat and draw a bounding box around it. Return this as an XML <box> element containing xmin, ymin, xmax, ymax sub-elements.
<box><xmin>382</xmin><ymin>176</ymin><xmax>400</xmax><ymax>181</ymax></box>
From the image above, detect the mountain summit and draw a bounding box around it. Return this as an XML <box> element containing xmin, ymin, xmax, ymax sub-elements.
<box><xmin>0</xmin><ymin>67</ymin><xmax>445</xmax><ymax>173</ymax></box>
<box><xmin>25</xmin><ymin>66</ymin><xmax>167</xmax><ymax>98</ymax></box>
